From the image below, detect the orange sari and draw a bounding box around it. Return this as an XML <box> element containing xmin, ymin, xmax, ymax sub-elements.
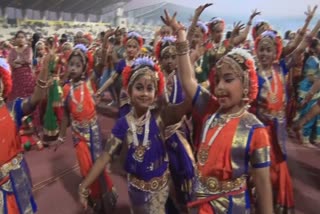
<box><xmin>63</xmin><ymin>82</ymin><xmax>113</xmax><ymax>199</ymax></box>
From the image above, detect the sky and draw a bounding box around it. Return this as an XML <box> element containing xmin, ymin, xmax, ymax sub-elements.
<box><xmin>168</xmin><ymin>0</ymin><xmax>320</xmax><ymax>18</ymax></box>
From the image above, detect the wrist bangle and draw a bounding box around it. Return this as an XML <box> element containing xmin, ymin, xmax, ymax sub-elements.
<box><xmin>79</xmin><ymin>184</ymin><xmax>90</xmax><ymax>198</ymax></box>
<box><xmin>175</xmin><ymin>40</ymin><xmax>190</xmax><ymax>55</ymax></box>
<box><xmin>58</xmin><ymin>137</ymin><xmax>65</xmax><ymax>142</ymax></box>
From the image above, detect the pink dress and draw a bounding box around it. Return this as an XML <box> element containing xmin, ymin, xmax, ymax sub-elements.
<box><xmin>7</xmin><ymin>47</ymin><xmax>36</xmax><ymax>102</ymax></box>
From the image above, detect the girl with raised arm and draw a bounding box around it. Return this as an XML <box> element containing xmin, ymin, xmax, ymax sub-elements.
<box><xmin>161</xmin><ymin>9</ymin><xmax>273</xmax><ymax>214</ymax></box>
<box><xmin>79</xmin><ymin>56</ymin><xmax>193</xmax><ymax>214</ymax></box>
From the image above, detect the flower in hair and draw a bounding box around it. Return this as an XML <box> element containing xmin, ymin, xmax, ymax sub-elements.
<box><xmin>161</xmin><ymin>36</ymin><xmax>176</xmax><ymax>44</ymax></box>
<box><xmin>132</xmin><ymin>56</ymin><xmax>155</xmax><ymax>69</ymax></box>
<box><xmin>122</xmin><ymin>56</ymin><xmax>165</xmax><ymax>96</ymax></box>
<box><xmin>0</xmin><ymin>58</ymin><xmax>11</xmax><ymax>74</ymax></box>
<box><xmin>261</xmin><ymin>30</ymin><xmax>277</xmax><ymax>39</ymax></box>
<box><xmin>0</xmin><ymin>57</ymin><xmax>12</xmax><ymax>97</ymax></box>
<box><xmin>74</xmin><ymin>44</ymin><xmax>88</xmax><ymax>53</ymax></box>
<box><xmin>196</xmin><ymin>21</ymin><xmax>209</xmax><ymax>34</ymax></box>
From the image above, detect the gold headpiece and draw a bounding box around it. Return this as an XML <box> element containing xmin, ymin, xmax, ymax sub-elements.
<box><xmin>128</xmin><ymin>66</ymin><xmax>159</xmax><ymax>89</ymax></box>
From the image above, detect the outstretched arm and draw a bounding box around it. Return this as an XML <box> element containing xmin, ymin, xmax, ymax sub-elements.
<box><xmin>22</xmin><ymin>53</ymin><xmax>51</xmax><ymax>115</ymax></box>
<box><xmin>187</xmin><ymin>3</ymin><xmax>212</xmax><ymax>43</ymax></box>
<box><xmin>231</xmin><ymin>9</ymin><xmax>260</xmax><ymax>46</ymax></box>
<box><xmin>161</xmin><ymin>10</ymin><xmax>198</xmax><ymax>100</ymax></box>
<box><xmin>283</xmin><ymin>5</ymin><xmax>317</xmax><ymax>57</ymax></box>
<box><xmin>79</xmin><ymin>151</ymin><xmax>112</xmax><ymax>209</ymax></box>
<box><xmin>96</xmin><ymin>72</ymin><xmax>120</xmax><ymax>96</ymax></box>
<box><xmin>294</xmin><ymin>102</ymin><xmax>320</xmax><ymax>131</ymax></box>
<box><xmin>289</xmin><ymin>19</ymin><xmax>320</xmax><ymax>62</ymax></box>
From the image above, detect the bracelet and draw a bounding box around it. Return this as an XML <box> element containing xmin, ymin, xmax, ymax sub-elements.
<box><xmin>36</xmin><ymin>79</ymin><xmax>48</xmax><ymax>89</ymax></box>
<box><xmin>79</xmin><ymin>184</ymin><xmax>90</xmax><ymax>198</ymax></box>
<box><xmin>175</xmin><ymin>40</ymin><xmax>190</xmax><ymax>55</ymax></box>
<box><xmin>57</xmin><ymin>137</ymin><xmax>65</xmax><ymax>143</ymax></box>
<box><xmin>38</xmin><ymin>78</ymin><xmax>47</xmax><ymax>84</ymax></box>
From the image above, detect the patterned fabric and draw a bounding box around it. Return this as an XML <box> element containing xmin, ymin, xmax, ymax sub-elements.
<box><xmin>129</xmin><ymin>184</ymin><xmax>169</xmax><ymax>214</ymax></box>
<box><xmin>190</xmin><ymin>87</ymin><xmax>271</xmax><ymax>213</ymax></box>
<box><xmin>7</xmin><ymin>48</ymin><xmax>35</xmax><ymax>102</ymax></box>
<box><xmin>296</xmin><ymin>56</ymin><xmax>320</xmax><ymax>143</ymax></box>
<box><xmin>254</xmin><ymin>61</ymin><xmax>295</xmax><ymax>212</ymax></box>
<box><xmin>0</xmin><ymin>98</ymin><xmax>37</xmax><ymax>214</ymax></box>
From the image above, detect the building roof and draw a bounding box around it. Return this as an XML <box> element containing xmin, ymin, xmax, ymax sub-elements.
<box><xmin>0</xmin><ymin>0</ymin><xmax>130</xmax><ymax>14</ymax></box>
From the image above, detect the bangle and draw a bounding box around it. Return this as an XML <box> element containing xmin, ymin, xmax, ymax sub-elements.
<box><xmin>57</xmin><ymin>137</ymin><xmax>65</xmax><ymax>143</ymax></box>
<box><xmin>36</xmin><ymin>79</ymin><xmax>48</xmax><ymax>89</ymax></box>
<box><xmin>79</xmin><ymin>184</ymin><xmax>90</xmax><ymax>198</ymax></box>
<box><xmin>175</xmin><ymin>40</ymin><xmax>189</xmax><ymax>55</ymax></box>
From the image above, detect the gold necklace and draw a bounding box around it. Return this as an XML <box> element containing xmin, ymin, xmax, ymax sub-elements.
<box><xmin>198</xmin><ymin>107</ymin><xmax>246</xmax><ymax>166</ymax></box>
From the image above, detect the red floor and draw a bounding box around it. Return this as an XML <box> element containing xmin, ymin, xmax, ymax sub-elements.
<box><xmin>25</xmin><ymin>115</ymin><xmax>320</xmax><ymax>214</ymax></box>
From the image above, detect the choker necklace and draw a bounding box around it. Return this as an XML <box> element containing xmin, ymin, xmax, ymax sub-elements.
<box><xmin>130</xmin><ymin>109</ymin><xmax>151</xmax><ymax>162</ymax></box>
<box><xmin>70</xmin><ymin>81</ymin><xmax>84</xmax><ymax>112</ymax></box>
<box><xmin>198</xmin><ymin>107</ymin><xmax>246</xmax><ymax>166</ymax></box>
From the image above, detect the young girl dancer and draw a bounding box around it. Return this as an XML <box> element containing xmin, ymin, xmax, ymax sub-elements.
<box><xmin>78</xmin><ymin>56</ymin><xmax>193</xmax><ymax>214</ymax></box>
<box><xmin>57</xmin><ymin>45</ymin><xmax>116</xmax><ymax>213</ymax></box>
<box><xmin>156</xmin><ymin>36</ymin><xmax>195</xmax><ymax>213</ymax></box>
<box><xmin>96</xmin><ymin>31</ymin><xmax>142</xmax><ymax>117</ymax></box>
<box><xmin>161</xmin><ymin>9</ymin><xmax>273</xmax><ymax>214</ymax></box>
<box><xmin>0</xmin><ymin>51</ymin><xmax>49</xmax><ymax>213</ymax></box>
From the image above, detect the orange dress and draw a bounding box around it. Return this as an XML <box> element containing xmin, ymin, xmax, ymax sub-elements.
<box><xmin>0</xmin><ymin>98</ymin><xmax>37</xmax><ymax>213</ymax></box>
<box><xmin>63</xmin><ymin>81</ymin><xmax>113</xmax><ymax>200</ymax></box>
<box><xmin>255</xmin><ymin>63</ymin><xmax>294</xmax><ymax>213</ymax></box>
<box><xmin>189</xmin><ymin>86</ymin><xmax>271</xmax><ymax>213</ymax></box>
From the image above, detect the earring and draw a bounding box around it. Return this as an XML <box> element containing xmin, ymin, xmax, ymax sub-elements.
<box><xmin>242</xmin><ymin>88</ymin><xmax>250</xmax><ymax>102</ymax></box>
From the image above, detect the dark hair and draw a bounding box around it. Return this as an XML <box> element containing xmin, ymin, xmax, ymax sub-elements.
<box><xmin>226</xmin><ymin>31</ymin><xmax>232</xmax><ymax>39</ymax></box>
<box><xmin>303</xmin><ymin>38</ymin><xmax>320</xmax><ymax>68</ymax></box>
<box><xmin>317</xmin><ymin>30</ymin><xmax>320</xmax><ymax>40</ymax></box>
<box><xmin>32</xmin><ymin>33</ymin><xmax>41</xmax><ymax>56</ymax></box>
<box><xmin>284</xmin><ymin>30</ymin><xmax>291</xmax><ymax>40</ymax></box>
<box><xmin>15</xmin><ymin>30</ymin><xmax>26</xmax><ymax>38</ymax></box>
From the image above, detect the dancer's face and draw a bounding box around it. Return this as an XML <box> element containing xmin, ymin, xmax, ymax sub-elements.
<box><xmin>130</xmin><ymin>74</ymin><xmax>156</xmax><ymax>114</ymax></box>
<box><xmin>191</xmin><ymin>28</ymin><xmax>204</xmax><ymax>48</ymax></box>
<box><xmin>161</xmin><ymin>51</ymin><xmax>177</xmax><ymax>73</ymax></box>
<box><xmin>126</xmin><ymin>40</ymin><xmax>139</xmax><ymax>59</ymax></box>
<box><xmin>68</xmin><ymin>56</ymin><xmax>85</xmax><ymax>81</ymax></box>
<box><xmin>257</xmin><ymin>39</ymin><xmax>276</xmax><ymax>67</ymax></box>
<box><xmin>16</xmin><ymin>33</ymin><xmax>26</xmax><ymax>47</ymax></box>
<box><xmin>210</xmin><ymin>23</ymin><xmax>224</xmax><ymax>43</ymax></box>
<box><xmin>214</xmin><ymin>62</ymin><xmax>244</xmax><ymax>113</ymax></box>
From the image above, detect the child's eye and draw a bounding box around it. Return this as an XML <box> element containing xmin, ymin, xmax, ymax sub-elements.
<box><xmin>225</xmin><ymin>78</ymin><xmax>234</xmax><ymax>83</ymax></box>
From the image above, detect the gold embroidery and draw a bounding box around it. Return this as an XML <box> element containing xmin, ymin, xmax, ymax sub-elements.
<box><xmin>230</xmin><ymin>192</ymin><xmax>249</xmax><ymax>213</ymax></box>
<box><xmin>231</xmin><ymin>112</ymin><xmax>264</xmax><ymax>178</ymax></box>
<box><xmin>251</xmin><ymin>147</ymin><xmax>271</xmax><ymax>167</ymax></box>
<box><xmin>106</xmin><ymin>134</ymin><xmax>123</xmax><ymax>156</ymax></box>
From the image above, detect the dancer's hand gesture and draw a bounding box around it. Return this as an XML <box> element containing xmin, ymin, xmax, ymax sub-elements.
<box><xmin>161</xmin><ymin>10</ymin><xmax>184</xmax><ymax>33</ymax></box>
<box><xmin>305</xmin><ymin>5</ymin><xmax>317</xmax><ymax>22</ymax></box>
<box><xmin>194</xmin><ymin>3</ymin><xmax>213</xmax><ymax>18</ymax></box>
<box><xmin>249</xmin><ymin>9</ymin><xmax>261</xmax><ymax>22</ymax></box>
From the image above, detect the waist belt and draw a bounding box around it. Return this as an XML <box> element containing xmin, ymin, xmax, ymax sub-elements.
<box><xmin>195</xmin><ymin>173</ymin><xmax>247</xmax><ymax>196</ymax></box>
<box><xmin>128</xmin><ymin>170</ymin><xmax>170</xmax><ymax>193</ymax></box>
<box><xmin>71</xmin><ymin>115</ymin><xmax>97</xmax><ymax>128</ymax></box>
<box><xmin>0</xmin><ymin>154</ymin><xmax>23</xmax><ymax>180</ymax></box>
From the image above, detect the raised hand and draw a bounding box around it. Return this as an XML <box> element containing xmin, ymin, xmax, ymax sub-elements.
<box><xmin>194</xmin><ymin>3</ymin><xmax>213</xmax><ymax>18</ymax></box>
<box><xmin>305</xmin><ymin>5</ymin><xmax>317</xmax><ymax>21</ymax></box>
<box><xmin>161</xmin><ymin>10</ymin><xmax>183</xmax><ymax>32</ymax></box>
<box><xmin>249</xmin><ymin>9</ymin><xmax>261</xmax><ymax>21</ymax></box>
<box><xmin>232</xmin><ymin>21</ymin><xmax>245</xmax><ymax>35</ymax></box>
